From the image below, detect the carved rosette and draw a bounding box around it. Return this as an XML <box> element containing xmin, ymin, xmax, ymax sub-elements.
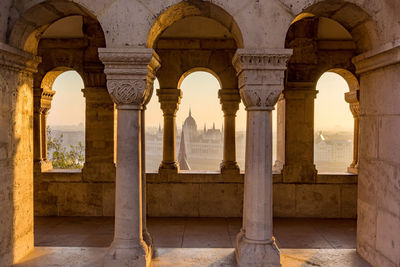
<box><xmin>232</xmin><ymin>48</ymin><xmax>292</xmax><ymax>111</ymax></box>
<box><xmin>98</xmin><ymin>47</ymin><xmax>161</xmax><ymax>108</ymax></box>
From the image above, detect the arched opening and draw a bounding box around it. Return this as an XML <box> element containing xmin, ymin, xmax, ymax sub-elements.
<box><xmin>176</xmin><ymin>70</ymin><xmax>223</xmax><ymax>171</ymax></box>
<box><xmin>314</xmin><ymin>71</ymin><xmax>354</xmax><ymax>173</ymax></box>
<box><xmin>145</xmin><ymin>78</ymin><xmax>163</xmax><ymax>172</ymax></box>
<box><xmin>46</xmin><ymin>70</ymin><xmax>85</xmax><ymax>169</ymax></box>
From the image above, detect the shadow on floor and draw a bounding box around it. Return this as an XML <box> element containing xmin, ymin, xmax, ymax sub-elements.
<box><xmin>35</xmin><ymin>217</ymin><xmax>357</xmax><ymax>249</ymax></box>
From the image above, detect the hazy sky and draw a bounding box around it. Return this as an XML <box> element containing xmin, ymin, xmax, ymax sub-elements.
<box><xmin>49</xmin><ymin>70</ymin><xmax>353</xmax><ymax>132</ymax></box>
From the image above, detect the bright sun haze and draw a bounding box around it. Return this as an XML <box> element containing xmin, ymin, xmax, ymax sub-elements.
<box><xmin>50</xmin><ymin>70</ymin><xmax>352</xmax><ymax>133</ymax></box>
<box><xmin>47</xmin><ymin>70</ymin><xmax>85</xmax><ymax>127</ymax></box>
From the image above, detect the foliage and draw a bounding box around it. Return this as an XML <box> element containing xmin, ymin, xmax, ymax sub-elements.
<box><xmin>47</xmin><ymin>126</ymin><xmax>84</xmax><ymax>169</ymax></box>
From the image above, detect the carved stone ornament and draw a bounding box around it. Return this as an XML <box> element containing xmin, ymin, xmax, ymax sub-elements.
<box><xmin>98</xmin><ymin>47</ymin><xmax>161</xmax><ymax>108</ymax></box>
<box><xmin>240</xmin><ymin>86</ymin><xmax>282</xmax><ymax>110</ymax></box>
<box><xmin>107</xmin><ymin>79</ymin><xmax>147</xmax><ymax>106</ymax></box>
<box><xmin>232</xmin><ymin>48</ymin><xmax>292</xmax><ymax>110</ymax></box>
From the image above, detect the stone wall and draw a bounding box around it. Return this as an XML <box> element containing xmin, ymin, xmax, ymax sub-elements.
<box><xmin>0</xmin><ymin>43</ymin><xmax>38</xmax><ymax>266</ymax></box>
<box><xmin>34</xmin><ymin>171</ymin><xmax>357</xmax><ymax>218</ymax></box>
<box><xmin>355</xmin><ymin>41</ymin><xmax>400</xmax><ymax>267</ymax></box>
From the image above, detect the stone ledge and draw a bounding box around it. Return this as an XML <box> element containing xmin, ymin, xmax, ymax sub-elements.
<box><xmin>352</xmin><ymin>39</ymin><xmax>400</xmax><ymax>74</ymax></box>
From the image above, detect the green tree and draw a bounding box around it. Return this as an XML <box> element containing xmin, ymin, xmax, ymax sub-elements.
<box><xmin>47</xmin><ymin>126</ymin><xmax>85</xmax><ymax>169</ymax></box>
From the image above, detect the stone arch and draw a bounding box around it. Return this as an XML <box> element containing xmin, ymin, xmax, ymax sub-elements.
<box><xmin>290</xmin><ymin>0</ymin><xmax>379</xmax><ymax>52</ymax></box>
<box><xmin>7</xmin><ymin>0</ymin><xmax>105</xmax><ymax>54</ymax></box>
<box><xmin>177</xmin><ymin>67</ymin><xmax>222</xmax><ymax>89</ymax></box>
<box><xmin>40</xmin><ymin>67</ymin><xmax>84</xmax><ymax>92</ymax></box>
<box><xmin>147</xmin><ymin>1</ymin><xmax>244</xmax><ymax>49</ymax></box>
<box><xmin>322</xmin><ymin>68</ymin><xmax>359</xmax><ymax>92</ymax></box>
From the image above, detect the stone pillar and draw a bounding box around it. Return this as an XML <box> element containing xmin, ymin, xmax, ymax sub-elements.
<box><xmin>33</xmin><ymin>87</ymin><xmax>55</xmax><ymax>172</ymax></box>
<box><xmin>218</xmin><ymin>89</ymin><xmax>240</xmax><ymax>173</ymax></box>
<box><xmin>273</xmin><ymin>93</ymin><xmax>285</xmax><ymax>171</ymax></box>
<box><xmin>345</xmin><ymin>90</ymin><xmax>360</xmax><ymax>174</ymax></box>
<box><xmin>99</xmin><ymin>47</ymin><xmax>160</xmax><ymax>267</ymax></box>
<box><xmin>281</xmin><ymin>82</ymin><xmax>318</xmax><ymax>183</ymax></box>
<box><xmin>233</xmin><ymin>48</ymin><xmax>292</xmax><ymax>267</ymax></box>
<box><xmin>157</xmin><ymin>89</ymin><xmax>182</xmax><ymax>173</ymax></box>
<box><xmin>81</xmin><ymin>67</ymin><xmax>116</xmax><ymax>181</ymax></box>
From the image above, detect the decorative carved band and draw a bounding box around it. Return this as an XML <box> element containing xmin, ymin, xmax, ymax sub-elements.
<box><xmin>157</xmin><ymin>89</ymin><xmax>182</xmax><ymax>116</ymax></box>
<box><xmin>98</xmin><ymin>47</ymin><xmax>161</xmax><ymax>107</ymax></box>
<box><xmin>107</xmin><ymin>79</ymin><xmax>147</xmax><ymax>106</ymax></box>
<box><xmin>232</xmin><ymin>48</ymin><xmax>292</xmax><ymax>110</ymax></box>
<box><xmin>345</xmin><ymin>90</ymin><xmax>360</xmax><ymax>117</ymax></box>
<box><xmin>218</xmin><ymin>89</ymin><xmax>241</xmax><ymax>115</ymax></box>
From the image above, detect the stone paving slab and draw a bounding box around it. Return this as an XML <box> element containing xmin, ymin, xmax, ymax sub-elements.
<box><xmin>14</xmin><ymin>247</ymin><xmax>371</xmax><ymax>267</ymax></box>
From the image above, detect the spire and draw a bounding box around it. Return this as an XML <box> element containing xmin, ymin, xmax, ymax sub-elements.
<box><xmin>158</xmin><ymin>123</ymin><xmax>162</xmax><ymax>133</ymax></box>
<box><xmin>178</xmin><ymin>130</ymin><xmax>191</xmax><ymax>170</ymax></box>
<box><xmin>189</xmin><ymin>107</ymin><xmax>192</xmax><ymax>117</ymax></box>
<box><xmin>204</xmin><ymin>123</ymin><xmax>206</xmax><ymax>134</ymax></box>
<box><xmin>213</xmin><ymin>122</ymin><xmax>215</xmax><ymax>130</ymax></box>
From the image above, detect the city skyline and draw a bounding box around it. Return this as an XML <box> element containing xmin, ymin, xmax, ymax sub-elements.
<box><xmin>48</xmin><ymin>70</ymin><xmax>353</xmax><ymax>132</ymax></box>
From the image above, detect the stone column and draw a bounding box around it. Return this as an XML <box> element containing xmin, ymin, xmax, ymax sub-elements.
<box><xmin>273</xmin><ymin>93</ymin><xmax>285</xmax><ymax>172</ymax></box>
<box><xmin>218</xmin><ymin>89</ymin><xmax>241</xmax><ymax>173</ymax></box>
<box><xmin>157</xmin><ymin>89</ymin><xmax>182</xmax><ymax>173</ymax></box>
<box><xmin>33</xmin><ymin>87</ymin><xmax>55</xmax><ymax>172</ymax></box>
<box><xmin>345</xmin><ymin>90</ymin><xmax>360</xmax><ymax>174</ymax></box>
<box><xmin>81</xmin><ymin>67</ymin><xmax>116</xmax><ymax>182</ymax></box>
<box><xmin>233</xmin><ymin>48</ymin><xmax>292</xmax><ymax>267</ymax></box>
<box><xmin>99</xmin><ymin>47</ymin><xmax>160</xmax><ymax>267</ymax></box>
<box><xmin>280</xmin><ymin>82</ymin><xmax>318</xmax><ymax>183</ymax></box>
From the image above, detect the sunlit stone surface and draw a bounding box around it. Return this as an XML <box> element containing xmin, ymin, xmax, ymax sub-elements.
<box><xmin>0</xmin><ymin>1</ymin><xmax>399</xmax><ymax>266</ymax></box>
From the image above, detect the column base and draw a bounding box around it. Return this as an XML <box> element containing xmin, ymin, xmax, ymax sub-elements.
<box><xmin>236</xmin><ymin>235</ymin><xmax>281</xmax><ymax>267</ymax></box>
<box><xmin>142</xmin><ymin>230</ymin><xmax>153</xmax><ymax>250</ymax></box>
<box><xmin>104</xmin><ymin>239</ymin><xmax>152</xmax><ymax>267</ymax></box>
<box><xmin>34</xmin><ymin>160</ymin><xmax>53</xmax><ymax>173</ymax></box>
<box><xmin>159</xmin><ymin>161</ymin><xmax>179</xmax><ymax>173</ymax></box>
<box><xmin>220</xmin><ymin>161</ymin><xmax>240</xmax><ymax>174</ymax></box>
<box><xmin>272</xmin><ymin>160</ymin><xmax>284</xmax><ymax>173</ymax></box>
<box><xmin>347</xmin><ymin>166</ymin><xmax>358</xmax><ymax>174</ymax></box>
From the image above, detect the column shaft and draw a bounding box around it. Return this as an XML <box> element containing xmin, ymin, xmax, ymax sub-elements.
<box><xmin>244</xmin><ymin>110</ymin><xmax>273</xmax><ymax>240</ymax></box>
<box><xmin>114</xmin><ymin>107</ymin><xmax>143</xmax><ymax>243</ymax></box>
<box><xmin>157</xmin><ymin>89</ymin><xmax>182</xmax><ymax>172</ymax></box>
<box><xmin>141</xmin><ymin>109</ymin><xmax>152</xmax><ymax>247</ymax></box>
<box><xmin>345</xmin><ymin>90</ymin><xmax>360</xmax><ymax>173</ymax></box>
<box><xmin>281</xmin><ymin>85</ymin><xmax>317</xmax><ymax>183</ymax></box>
<box><xmin>219</xmin><ymin>89</ymin><xmax>240</xmax><ymax>173</ymax></box>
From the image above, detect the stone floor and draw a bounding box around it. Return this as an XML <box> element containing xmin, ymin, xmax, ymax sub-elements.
<box><xmin>34</xmin><ymin>217</ymin><xmax>357</xmax><ymax>249</ymax></box>
<box><xmin>18</xmin><ymin>217</ymin><xmax>370</xmax><ymax>266</ymax></box>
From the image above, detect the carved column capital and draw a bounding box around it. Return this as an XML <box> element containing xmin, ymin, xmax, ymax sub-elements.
<box><xmin>218</xmin><ymin>89</ymin><xmax>241</xmax><ymax>115</ymax></box>
<box><xmin>98</xmin><ymin>47</ymin><xmax>160</xmax><ymax>109</ymax></box>
<box><xmin>157</xmin><ymin>89</ymin><xmax>182</xmax><ymax>116</ymax></box>
<box><xmin>232</xmin><ymin>48</ymin><xmax>292</xmax><ymax>111</ymax></box>
<box><xmin>33</xmin><ymin>87</ymin><xmax>56</xmax><ymax>113</ymax></box>
<box><xmin>345</xmin><ymin>90</ymin><xmax>360</xmax><ymax>117</ymax></box>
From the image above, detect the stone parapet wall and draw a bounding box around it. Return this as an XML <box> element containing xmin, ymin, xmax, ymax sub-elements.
<box><xmin>34</xmin><ymin>171</ymin><xmax>357</xmax><ymax>218</ymax></box>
